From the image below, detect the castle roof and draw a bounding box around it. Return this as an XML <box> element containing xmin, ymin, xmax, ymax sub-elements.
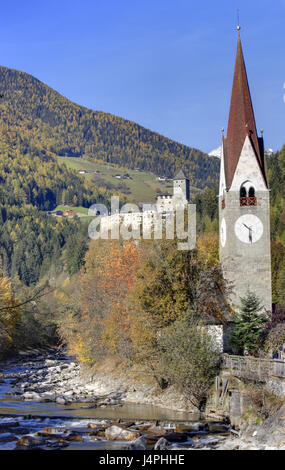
<box><xmin>223</xmin><ymin>33</ymin><xmax>267</xmax><ymax>189</ymax></box>
<box><xmin>173</xmin><ymin>169</ymin><xmax>188</xmax><ymax>180</ymax></box>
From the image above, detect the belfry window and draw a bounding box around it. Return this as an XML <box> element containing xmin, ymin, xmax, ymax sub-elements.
<box><xmin>248</xmin><ymin>187</ymin><xmax>255</xmax><ymax>198</ymax></box>
<box><xmin>240</xmin><ymin>184</ymin><xmax>257</xmax><ymax>207</ymax></box>
<box><xmin>248</xmin><ymin>187</ymin><xmax>257</xmax><ymax>206</ymax></box>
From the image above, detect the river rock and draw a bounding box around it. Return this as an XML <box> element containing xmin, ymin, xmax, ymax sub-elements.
<box><xmin>45</xmin><ymin>360</ymin><xmax>58</xmax><ymax>367</ymax></box>
<box><xmin>147</xmin><ymin>425</ymin><xmax>167</xmax><ymax>436</ymax></box>
<box><xmin>113</xmin><ymin>421</ymin><xmax>135</xmax><ymax>428</ymax></box>
<box><xmin>125</xmin><ymin>436</ymin><xmax>147</xmax><ymax>450</ymax></box>
<box><xmin>66</xmin><ymin>435</ymin><xmax>84</xmax><ymax>442</ymax></box>
<box><xmin>105</xmin><ymin>425</ymin><xmax>140</xmax><ymax>441</ymax></box>
<box><xmin>175</xmin><ymin>422</ymin><xmax>204</xmax><ymax>432</ymax></box>
<box><xmin>194</xmin><ymin>435</ymin><xmax>227</xmax><ymax>448</ymax></box>
<box><xmin>208</xmin><ymin>423</ymin><xmax>230</xmax><ymax>433</ymax></box>
<box><xmin>55</xmin><ymin>396</ymin><xmax>69</xmax><ymax>405</ymax></box>
<box><xmin>46</xmin><ymin>440</ymin><xmax>70</xmax><ymax>449</ymax></box>
<box><xmin>36</xmin><ymin>427</ymin><xmax>65</xmax><ymax>436</ymax></box>
<box><xmin>143</xmin><ymin>435</ymin><xmax>160</xmax><ymax>445</ymax></box>
<box><xmin>41</xmin><ymin>392</ymin><xmax>56</xmax><ymax>401</ymax></box>
<box><xmin>87</xmin><ymin>423</ymin><xmax>100</xmax><ymax>429</ymax></box>
<box><xmin>20</xmin><ymin>382</ymin><xmax>30</xmax><ymax>389</ymax></box>
<box><xmin>154</xmin><ymin>437</ymin><xmax>170</xmax><ymax>450</ymax></box>
<box><xmin>164</xmin><ymin>432</ymin><xmax>190</xmax><ymax>443</ymax></box>
<box><xmin>22</xmin><ymin>391</ymin><xmax>42</xmax><ymax>401</ymax></box>
<box><xmin>16</xmin><ymin>435</ymin><xmax>46</xmax><ymax>449</ymax></box>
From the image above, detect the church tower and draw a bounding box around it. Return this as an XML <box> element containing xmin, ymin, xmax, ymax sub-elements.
<box><xmin>219</xmin><ymin>29</ymin><xmax>272</xmax><ymax>313</ymax></box>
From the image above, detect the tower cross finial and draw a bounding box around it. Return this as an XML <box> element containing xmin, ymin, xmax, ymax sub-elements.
<box><xmin>237</xmin><ymin>9</ymin><xmax>241</xmax><ymax>32</ymax></box>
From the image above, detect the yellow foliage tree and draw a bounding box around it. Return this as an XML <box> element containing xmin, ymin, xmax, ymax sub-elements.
<box><xmin>58</xmin><ymin>240</ymin><xmax>142</xmax><ymax>364</ymax></box>
<box><xmin>0</xmin><ymin>274</ymin><xmax>19</xmax><ymax>354</ymax></box>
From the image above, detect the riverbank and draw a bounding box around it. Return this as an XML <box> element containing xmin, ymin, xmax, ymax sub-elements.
<box><xmin>0</xmin><ymin>348</ymin><xmax>230</xmax><ymax>450</ymax></box>
<box><xmin>0</xmin><ymin>347</ymin><xmax>196</xmax><ymax>412</ymax></box>
<box><xmin>0</xmin><ymin>349</ymin><xmax>284</xmax><ymax>450</ymax></box>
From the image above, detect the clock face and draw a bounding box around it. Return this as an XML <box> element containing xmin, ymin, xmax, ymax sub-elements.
<box><xmin>220</xmin><ymin>218</ymin><xmax>226</xmax><ymax>247</ymax></box>
<box><xmin>235</xmin><ymin>214</ymin><xmax>263</xmax><ymax>244</ymax></box>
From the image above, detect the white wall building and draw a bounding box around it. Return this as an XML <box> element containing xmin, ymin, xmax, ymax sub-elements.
<box><xmin>100</xmin><ymin>170</ymin><xmax>190</xmax><ymax>235</ymax></box>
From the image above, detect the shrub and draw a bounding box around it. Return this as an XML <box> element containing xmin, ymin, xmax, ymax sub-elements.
<box><xmin>156</xmin><ymin>310</ymin><xmax>221</xmax><ymax>410</ymax></box>
<box><xmin>264</xmin><ymin>323</ymin><xmax>285</xmax><ymax>353</ymax></box>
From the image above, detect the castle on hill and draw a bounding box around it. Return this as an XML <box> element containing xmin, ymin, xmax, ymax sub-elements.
<box><xmin>100</xmin><ymin>169</ymin><xmax>190</xmax><ymax>233</ymax></box>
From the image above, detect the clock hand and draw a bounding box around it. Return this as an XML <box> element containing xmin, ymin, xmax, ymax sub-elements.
<box><xmin>249</xmin><ymin>226</ymin><xmax>253</xmax><ymax>243</ymax></box>
<box><xmin>243</xmin><ymin>223</ymin><xmax>250</xmax><ymax>230</ymax></box>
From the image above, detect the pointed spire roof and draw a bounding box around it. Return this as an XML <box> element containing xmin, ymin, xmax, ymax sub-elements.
<box><xmin>223</xmin><ymin>33</ymin><xmax>267</xmax><ymax>189</ymax></box>
<box><xmin>174</xmin><ymin>169</ymin><xmax>188</xmax><ymax>180</ymax></box>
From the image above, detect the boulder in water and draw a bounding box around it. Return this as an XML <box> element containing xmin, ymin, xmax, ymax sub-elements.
<box><xmin>208</xmin><ymin>422</ymin><xmax>230</xmax><ymax>433</ymax></box>
<box><xmin>22</xmin><ymin>391</ymin><xmax>42</xmax><ymax>401</ymax></box>
<box><xmin>154</xmin><ymin>437</ymin><xmax>170</xmax><ymax>450</ymax></box>
<box><xmin>164</xmin><ymin>432</ymin><xmax>191</xmax><ymax>443</ymax></box>
<box><xmin>125</xmin><ymin>436</ymin><xmax>146</xmax><ymax>450</ymax></box>
<box><xmin>55</xmin><ymin>396</ymin><xmax>69</xmax><ymax>405</ymax></box>
<box><xmin>146</xmin><ymin>425</ymin><xmax>167</xmax><ymax>436</ymax></box>
<box><xmin>105</xmin><ymin>425</ymin><xmax>140</xmax><ymax>441</ymax></box>
<box><xmin>16</xmin><ymin>436</ymin><xmax>46</xmax><ymax>449</ymax></box>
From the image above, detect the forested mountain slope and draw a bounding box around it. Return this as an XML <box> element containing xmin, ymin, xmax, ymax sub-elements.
<box><xmin>0</xmin><ymin>64</ymin><xmax>220</xmax><ymax>286</ymax></box>
<box><xmin>0</xmin><ymin>65</ymin><xmax>219</xmax><ymax>188</ymax></box>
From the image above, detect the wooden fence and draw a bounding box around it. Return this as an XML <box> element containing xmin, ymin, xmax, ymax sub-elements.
<box><xmin>223</xmin><ymin>354</ymin><xmax>285</xmax><ymax>382</ymax></box>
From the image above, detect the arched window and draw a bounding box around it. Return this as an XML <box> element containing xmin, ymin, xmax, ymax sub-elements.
<box><xmin>240</xmin><ymin>186</ymin><xmax>247</xmax><ymax>198</ymax></box>
<box><xmin>240</xmin><ymin>185</ymin><xmax>247</xmax><ymax>206</ymax></box>
<box><xmin>240</xmin><ymin>183</ymin><xmax>257</xmax><ymax>206</ymax></box>
<box><xmin>248</xmin><ymin>187</ymin><xmax>255</xmax><ymax>198</ymax></box>
<box><xmin>248</xmin><ymin>186</ymin><xmax>257</xmax><ymax>206</ymax></box>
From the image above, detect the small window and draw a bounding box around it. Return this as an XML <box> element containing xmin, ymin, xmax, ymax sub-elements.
<box><xmin>248</xmin><ymin>187</ymin><xmax>255</xmax><ymax>198</ymax></box>
<box><xmin>240</xmin><ymin>184</ymin><xmax>257</xmax><ymax>206</ymax></box>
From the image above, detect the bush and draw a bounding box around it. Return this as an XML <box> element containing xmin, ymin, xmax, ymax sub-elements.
<box><xmin>264</xmin><ymin>323</ymin><xmax>285</xmax><ymax>353</ymax></box>
<box><xmin>156</xmin><ymin>310</ymin><xmax>221</xmax><ymax>410</ymax></box>
<box><xmin>243</xmin><ymin>384</ymin><xmax>284</xmax><ymax>422</ymax></box>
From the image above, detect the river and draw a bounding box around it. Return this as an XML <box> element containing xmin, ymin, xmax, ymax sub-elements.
<box><xmin>0</xmin><ymin>349</ymin><xmax>230</xmax><ymax>450</ymax></box>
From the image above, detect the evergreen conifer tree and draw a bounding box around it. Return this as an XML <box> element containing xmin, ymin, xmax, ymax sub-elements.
<box><xmin>230</xmin><ymin>291</ymin><xmax>268</xmax><ymax>355</ymax></box>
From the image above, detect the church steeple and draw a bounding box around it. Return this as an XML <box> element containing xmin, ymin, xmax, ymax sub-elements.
<box><xmin>219</xmin><ymin>27</ymin><xmax>272</xmax><ymax>318</ymax></box>
<box><xmin>223</xmin><ymin>32</ymin><xmax>267</xmax><ymax>190</ymax></box>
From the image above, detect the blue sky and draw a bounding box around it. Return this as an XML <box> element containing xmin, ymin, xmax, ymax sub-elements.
<box><xmin>1</xmin><ymin>0</ymin><xmax>285</xmax><ymax>153</ymax></box>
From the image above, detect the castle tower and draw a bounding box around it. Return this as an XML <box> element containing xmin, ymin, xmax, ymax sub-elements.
<box><xmin>173</xmin><ymin>169</ymin><xmax>190</xmax><ymax>202</ymax></box>
<box><xmin>219</xmin><ymin>30</ymin><xmax>272</xmax><ymax>313</ymax></box>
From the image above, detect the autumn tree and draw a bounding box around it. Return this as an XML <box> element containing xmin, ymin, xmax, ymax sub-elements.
<box><xmin>128</xmin><ymin>234</ymin><xmax>231</xmax><ymax>367</ymax></box>
<box><xmin>58</xmin><ymin>239</ymin><xmax>142</xmax><ymax>364</ymax></box>
<box><xmin>130</xmin><ymin>234</ymin><xmax>229</xmax><ymax>327</ymax></box>
<box><xmin>0</xmin><ymin>274</ymin><xmax>19</xmax><ymax>356</ymax></box>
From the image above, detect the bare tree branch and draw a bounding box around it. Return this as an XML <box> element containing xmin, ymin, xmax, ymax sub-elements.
<box><xmin>0</xmin><ymin>285</ymin><xmax>54</xmax><ymax>311</ymax></box>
